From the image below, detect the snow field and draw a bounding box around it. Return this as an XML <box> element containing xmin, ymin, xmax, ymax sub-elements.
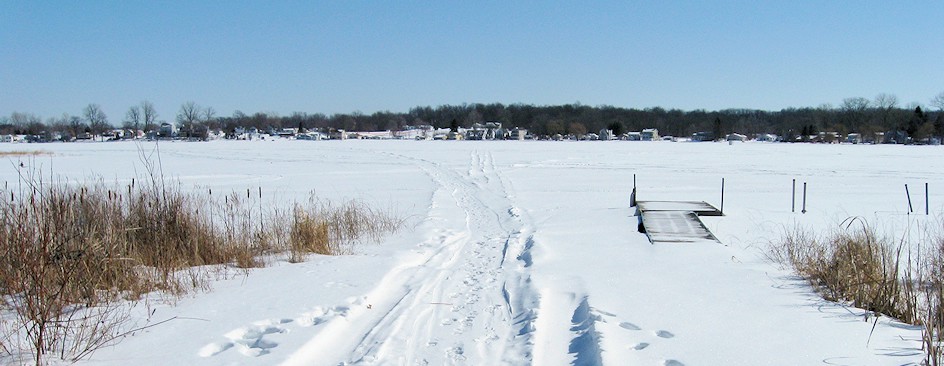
<box><xmin>0</xmin><ymin>139</ymin><xmax>938</xmax><ymax>365</ymax></box>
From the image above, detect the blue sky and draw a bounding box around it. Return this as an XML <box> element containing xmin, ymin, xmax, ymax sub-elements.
<box><xmin>2</xmin><ymin>1</ymin><xmax>942</xmax><ymax>122</ymax></box>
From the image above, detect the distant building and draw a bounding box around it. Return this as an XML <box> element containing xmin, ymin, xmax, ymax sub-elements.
<box><xmin>726</xmin><ymin>133</ymin><xmax>747</xmax><ymax>142</ymax></box>
<box><xmin>468</xmin><ymin>121</ymin><xmax>504</xmax><ymax>140</ymax></box>
<box><xmin>158</xmin><ymin>122</ymin><xmax>177</xmax><ymax>138</ymax></box>
<box><xmin>641</xmin><ymin>129</ymin><xmax>660</xmax><ymax>141</ymax></box>
<box><xmin>509</xmin><ymin>127</ymin><xmax>528</xmax><ymax>141</ymax></box>
<box><xmin>846</xmin><ymin>133</ymin><xmax>862</xmax><ymax>144</ymax></box>
<box><xmin>599</xmin><ymin>129</ymin><xmax>614</xmax><ymax>141</ymax></box>
<box><xmin>623</xmin><ymin>132</ymin><xmax>642</xmax><ymax>141</ymax></box>
<box><xmin>691</xmin><ymin>131</ymin><xmax>714</xmax><ymax>142</ymax></box>
<box><xmin>755</xmin><ymin>133</ymin><xmax>778</xmax><ymax>142</ymax></box>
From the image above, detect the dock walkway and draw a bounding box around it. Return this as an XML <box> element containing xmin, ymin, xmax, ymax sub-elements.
<box><xmin>634</xmin><ymin>200</ymin><xmax>722</xmax><ymax>244</ymax></box>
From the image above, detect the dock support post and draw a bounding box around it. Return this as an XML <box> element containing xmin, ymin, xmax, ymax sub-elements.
<box><xmin>720</xmin><ymin>178</ymin><xmax>725</xmax><ymax>215</ymax></box>
<box><xmin>791</xmin><ymin>178</ymin><xmax>796</xmax><ymax>213</ymax></box>
<box><xmin>801</xmin><ymin>182</ymin><xmax>807</xmax><ymax>214</ymax></box>
<box><xmin>906</xmin><ymin>184</ymin><xmax>913</xmax><ymax>214</ymax></box>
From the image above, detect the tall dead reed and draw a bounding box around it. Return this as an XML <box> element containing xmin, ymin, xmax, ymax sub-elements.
<box><xmin>0</xmin><ymin>163</ymin><xmax>403</xmax><ymax>365</ymax></box>
<box><xmin>771</xmin><ymin>217</ymin><xmax>944</xmax><ymax>365</ymax></box>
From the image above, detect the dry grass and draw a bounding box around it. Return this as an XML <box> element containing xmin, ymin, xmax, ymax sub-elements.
<box><xmin>0</xmin><ymin>151</ymin><xmax>50</xmax><ymax>157</ymax></box>
<box><xmin>770</xmin><ymin>217</ymin><xmax>944</xmax><ymax>365</ymax></box>
<box><xmin>0</xmin><ymin>168</ymin><xmax>403</xmax><ymax>364</ymax></box>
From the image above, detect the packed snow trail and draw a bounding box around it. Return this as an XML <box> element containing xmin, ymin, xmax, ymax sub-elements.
<box><xmin>281</xmin><ymin>150</ymin><xmax>542</xmax><ymax>365</ymax></box>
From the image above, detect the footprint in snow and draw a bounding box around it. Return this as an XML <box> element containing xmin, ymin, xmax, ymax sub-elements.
<box><xmin>656</xmin><ymin>330</ymin><xmax>675</xmax><ymax>339</ymax></box>
<box><xmin>618</xmin><ymin>322</ymin><xmax>641</xmax><ymax>330</ymax></box>
<box><xmin>631</xmin><ymin>342</ymin><xmax>649</xmax><ymax>350</ymax></box>
<box><xmin>200</xmin><ymin>319</ymin><xmax>290</xmax><ymax>358</ymax></box>
<box><xmin>297</xmin><ymin>304</ymin><xmax>352</xmax><ymax>327</ymax></box>
<box><xmin>593</xmin><ymin>308</ymin><xmax>617</xmax><ymax>317</ymax></box>
<box><xmin>663</xmin><ymin>360</ymin><xmax>685</xmax><ymax>366</ymax></box>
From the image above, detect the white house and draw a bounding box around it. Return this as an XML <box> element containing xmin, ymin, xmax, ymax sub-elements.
<box><xmin>641</xmin><ymin>129</ymin><xmax>660</xmax><ymax>141</ymax></box>
<box><xmin>726</xmin><ymin>133</ymin><xmax>747</xmax><ymax>142</ymax></box>
<box><xmin>599</xmin><ymin>129</ymin><xmax>614</xmax><ymax>141</ymax></box>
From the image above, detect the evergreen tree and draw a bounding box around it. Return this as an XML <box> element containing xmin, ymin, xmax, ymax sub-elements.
<box><xmin>607</xmin><ymin>121</ymin><xmax>626</xmax><ymax>136</ymax></box>
<box><xmin>712</xmin><ymin>117</ymin><xmax>723</xmax><ymax>140</ymax></box>
<box><xmin>907</xmin><ymin>106</ymin><xmax>927</xmax><ymax>136</ymax></box>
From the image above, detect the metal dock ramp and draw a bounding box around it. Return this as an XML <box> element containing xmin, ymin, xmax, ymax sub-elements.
<box><xmin>635</xmin><ymin>201</ymin><xmax>722</xmax><ymax>244</ymax></box>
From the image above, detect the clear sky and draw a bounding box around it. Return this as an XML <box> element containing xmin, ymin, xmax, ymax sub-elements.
<box><xmin>2</xmin><ymin>1</ymin><xmax>943</xmax><ymax>123</ymax></box>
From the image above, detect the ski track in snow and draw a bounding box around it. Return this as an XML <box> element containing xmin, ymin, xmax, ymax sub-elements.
<box><xmin>196</xmin><ymin>149</ymin><xmax>544</xmax><ymax>365</ymax></box>
<box><xmin>197</xmin><ymin>149</ymin><xmax>681</xmax><ymax>365</ymax></box>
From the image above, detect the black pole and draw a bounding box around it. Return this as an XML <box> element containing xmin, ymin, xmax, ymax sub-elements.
<box><xmin>633</xmin><ymin>173</ymin><xmax>636</xmax><ymax>190</ymax></box>
<box><xmin>906</xmin><ymin>184</ymin><xmax>913</xmax><ymax>214</ymax></box>
<box><xmin>791</xmin><ymin>178</ymin><xmax>796</xmax><ymax>213</ymax></box>
<box><xmin>927</xmin><ymin>182</ymin><xmax>930</xmax><ymax>216</ymax></box>
<box><xmin>801</xmin><ymin>182</ymin><xmax>807</xmax><ymax>214</ymax></box>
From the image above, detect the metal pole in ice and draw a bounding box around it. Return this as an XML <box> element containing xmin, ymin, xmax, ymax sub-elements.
<box><xmin>791</xmin><ymin>178</ymin><xmax>796</xmax><ymax>213</ymax></box>
<box><xmin>721</xmin><ymin>178</ymin><xmax>725</xmax><ymax>215</ymax></box>
<box><xmin>906</xmin><ymin>184</ymin><xmax>913</xmax><ymax>214</ymax></box>
<box><xmin>926</xmin><ymin>182</ymin><xmax>930</xmax><ymax>216</ymax></box>
<box><xmin>801</xmin><ymin>182</ymin><xmax>807</xmax><ymax>214</ymax></box>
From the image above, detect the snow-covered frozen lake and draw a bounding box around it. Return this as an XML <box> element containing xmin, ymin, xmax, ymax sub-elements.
<box><xmin>2</xmin><ymin>140</ymin><xmax>940</xmax><ymax>365</ymax></box>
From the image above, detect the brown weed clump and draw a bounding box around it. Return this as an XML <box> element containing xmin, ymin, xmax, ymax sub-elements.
<box><xmin>770</xmin><ymin>217</ymin><xmax>944</xmax><ymax>365</ymax></box>
<box><xmin>0</xmin><ymin>171</ymin><xmax>402</xmax><ymax>364</ymax></box>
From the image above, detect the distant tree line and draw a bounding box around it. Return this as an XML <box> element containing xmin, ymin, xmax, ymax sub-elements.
<box><xmin>3</xmin><ymin>92</ymin><xmax>944</xmax><ymax>142</ymax></box>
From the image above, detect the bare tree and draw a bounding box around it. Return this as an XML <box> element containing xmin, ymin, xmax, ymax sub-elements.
<box><xmin>48</xmin><ymin>114</ymin><xmax>73</xmax><ymax>140</ymax></box>
<box><xmin>83</xmin><ymin>104</ymin><xmax>111</xmax><ymax>138</ymax></box>
<box><xmin>201</xmin><ymin>106</ymin><xmax>218</xmax><ymax>131</ymax></box>
<box><xmin>873</xmin><ymin>93</ymin><xmax>899</xmax><ymax>128</ymax></box>
<box><xmin>932</xmin><ymin>91</ymin><xmax>944</xmax><ymax>111</ymax></box>
<box><xmin>124</xmin><ymin>106</ymin><xmax>141</xmax><ymax>133</ymax></box>
<box><xmin>201</xmin><ymin>106</ymin><xmax>216</xmax><ymax>123</ymax></box>
<box><xmin>9</xmin><ymin>112</ymin><xmax>42</xmax><ymax>134</ymax></box>
<box><xmin>176</xmin><ymin>101</ymin><xmax>201</xmax><ymax>138</ymax></box>
<box><xmin>69</xmin><ymin>116</ymin><xmax>86</xmax><ymax>138</ymax></box>
<box><xmin>840</xmin><ymin>97</ymin><xmax>870</xmax><ymax>132</ymax></box>
<box><xmin>141</xmin><ymin>101</ymin><xmax>158</xmax><ymax>132</ymax></box>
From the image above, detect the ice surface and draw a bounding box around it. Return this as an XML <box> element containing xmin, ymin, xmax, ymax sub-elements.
<box><xmin>0</xmin><ymin>140</ymin><xmax>936</xmax><ymax>365</ymax></box>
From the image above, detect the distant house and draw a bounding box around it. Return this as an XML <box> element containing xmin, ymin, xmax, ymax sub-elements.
<box><xmin>268</xmin><ymin>127</ymin><xmax>298</xmax><ymax>138</ymax></box>
<box><xmin>468</xmin><ymin>122</ymin><xmax>504</xmax><ymax>140</ymax></box>
<box><xmin>691</xmin><ymin>131</ymin><xmax>713</xmax><ymax>142</ymax></box>
<box><xmin>726</xmin><ymin>133</ymin><xmax>747</xmax><ymax>142</ymax></box>
<box><xmin>158</xmin><ymin>122</ymin><xmax>177</xmax><ymax>138</ymax></box>
<box><xmin>846</xmin><ymin>133</ymin><xmax>862</xmax><ymax>144</ymax></box>
<box><xmin>297</xmin><ymin>131</ymin><xmax>326</xmax><ymax>140</ymax></box>
<box><xmin>599</xmin><ymin>129</ymin><xmax>614</xmax><ymax>141</ymax></box>
<box><xmin>641</xmin><ymin>129</ymin><xmax>660</xmax><ymax>141</ymax></box>
<box><xmin>755</xmin><ymin>133</ymin><xmax>778</xmax><ymax>142</ymax></box>
<box><xmin>816</xmin><ymin>131</ymin><xmax>840</xmax><ymax>143</ymax></box>
<box><xmin>446</xmin><ymin>131</ymin><xmax>464</xmax><ymax>140</ymax></box>
<box><xmin>883</xmin><ymin>130</ymin><xmax>908</xmax><ymax>144</ymax></box>
<box><xmin>509</xmin><ymin>127</ymin><xmax>528</xmax><ymax>141</ymax></box>
<box><xmin>397</xmin><ymin>125</ymin><xmax>434</xmax><ymax>140</ymax></box>
<box><xmin>330</xmin><ymin>129</ymin><xmax>348</xmax><ymax>140</ymax></box>
<box><xmin>623</xmin><ymin>132</ymin><xmax>642</xmax><ymax>141</ymax></box>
